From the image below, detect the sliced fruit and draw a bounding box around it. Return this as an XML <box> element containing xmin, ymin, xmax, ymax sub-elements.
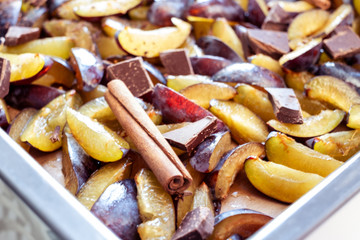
<box><xmin>76</xmin><ymin>157</ymin><xmax>132</xmax><ymax>210</ymax></box>
<box><xmin>166</xmin><ymin>74</ymin><xmax>211</xmax><ymax>92</ymax></box>
<box><xmin>250</xmin><ymin>54</ymin><xmax>284</xmax><ymax>77</ymax></box>
<box><xmin>210</xmin><ymin>100</ymin><xmax>269</xmax><ymax>144</ymax></box>
<box><xmin>116</xmin><ymin>17</ymin><xmax>191</xmax><ymax>57</ymax></box>
<box><xmin>266</xmin><ymin>132</ymin><xmax>343</xmax><ymax>177</ymax></box>
<box><xmin>212</xmin><ymin>18</ymin><xmax>245</xmax><ymax>60</ymax></box>
<box><xmin>179</xmin><ymin>82</ymin><xmax>236</xmax><ymax>109</ymax></box>
<box><xmin>1</xmin><ymin>37</ymin><xmax>74</xmax><ymax>59</ymax></box>
<box><xmin>191</xmin><ymin>182</ymin><xmax>215</xmax><ymax>215</ymax></box>
<box><xmin>101</xmin><ymin>16</ymin><xmax>157</xmax><ymax>37</ymax></box>
<box><xmin>96</xmin><ymin>35</ymin><xmax>127</xmax><ymax>59</ymax></box>
<box><xmin>190</xmin><ymin>55</ymin><xmax>233</xmax><ymax>77</ymax></box>
<box><xmin>20</xmin><ymin>91</ymin><xmax>82</xmax><ymax>152</ymax></box>
<box><xmin>267</xmin><ymin>109</ymin><xmax>345</xmax><ymax>137</ymax></box>
<box><xmin>190</xmin><ymin>131</ymin><xmax>232</xmax><ymax>173</ymax></box>
<box><xmin>284</xmin><ymin>70</ymin><xmax>314</xmax><ymax>92</ymax></box>
<box><xmin>74</xmin><ymin>0</ymin><xmax>142</xmax><ymax>21</ymax></box>
<box><xmin>212</xmin><ymin>63</ymin><xmax>286</xmax><ymax>88</ymax></box>
<box><xmin>276</xmin><ymin>1</ymin><xmax>315</xmax><ymax>12</ymax></box>
<box><xmin>62</xmin><ymin>128</ymin><xmax>98</xmax><ymax>195</ymax></box>
<box><xmin>294</xmin><ymin>90</ymin><xmax>328</xmax><ymax>115</ymax></box>
<box><xmin>309</xmin><ymin>130</ymin><xmax>360</xmax><ymax>161</ymax></box>
<box><xmin>79</xmin><ymin>85</ymin><xmax>108</xmax><ymax>103</ymax></box>
<box><xmin>211</xmin><ymin>142</ymin><xmax>265</xmax><ymax>200</ymax></box>
<box><xmin>0</xmin><ymin>53</ymin><xmax>46</xmax><ymax>83</ymax></box>
<box><xmin>245</xmin><ymin>157</ymin><xmax>324</xmax><ymax>203</ymax></box>
<box><xmin>348</xmin><ymin>104</ymin><xmax>360</xmax><ymax>129</ymax></box>
<box><xmin>234</xmin><ymin>84</ymin><xmax>275</xmax><ymax>122</ymax></box>
<box><xmin>66</xmin><ymin>108</ymin><xmax>129</xmax><ymax>162</ymax></box>
<box><xmin>177</xmin><ymin>162</ymin><xmax>205</xmax><ymax>227</ymax></box>
<box><xmin>305</xmin><ymin>76</ymin><xmax>360</xmax><ymax>112</ymax></box>
<box><xmin>209</xmin><ymin>208</ymin><xmax>273</xmax><ymax>240</ymax></box>
<box><xmin>287</xmin><ymin>10</ymin><xmax>329</xmax><ymax>40</ymax></box>
<box><xmin>279</xmin><ymin>38</ymin><xmax>322</xmax><ymax>72</ymax></box>
<box><xmin>91</xmin><ymin>179</ymin><xmax>141</xmax><ymax>240</ymax></box>
<box><xmin>78</xmin><ymin>96</ymin><xmax>116</xmax><ymax>122</ymax></box>
<box><xmin>8</xmin><ymin>108</ymin><xmax>37</xmax><ymax>152</ymax></box>
<box><xmin>135</xmin><ymin>169</ymin><xmax>175</xmax><ymax>240</ymax></box>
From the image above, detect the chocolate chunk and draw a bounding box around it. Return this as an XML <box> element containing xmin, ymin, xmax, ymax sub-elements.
<box><xmin>4</xmin><ymin>26</ymin><xmax>40</xmax><ymax>46</ymax></box>
<box><xmin>0</xmin><ymin>58</ymin><xmax>10</xmax><ymax>98</ymax></box>
<box><xmin>262</xmin><ymin>4</ymin><xmax>296</xmax><ymax>31</ymax></box>
<box><xmin>266</xmin><ymin>88</ymin><xmax>303</xmax><ymax>124</ymax></box>
<box><xmin>160</xmin><ymin>49</ymin><xmax>194</xmax><ymax>75</ymax></box>
<box><xmin>324</xmin><ymin>26</ymin><xmax>360</xmax><ymax>59</ymax></box>
<box><xmin>107</xmin><ymin>57</ymin><xmax>154</xmax><ymax>98</ymax></box>
<box><xmin>163</xmin><ymin>116</ymin><xmax>216</xmax><ymax>153</ymax></box>
<box><xmin>248</xmin><ymin>29</ymin><xmax>289</xmax><ymax>59</ymax></box>
<box><xmin>171</xmin><ymin>207</ymin><xmax>214</xmax><ymax>240</ymax></box>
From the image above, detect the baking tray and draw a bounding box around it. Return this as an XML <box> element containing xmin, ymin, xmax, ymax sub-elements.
<box><xmin>1</xmin><ymin>125</ymin><xmax>360</xmax><ymax>239</ymax></box>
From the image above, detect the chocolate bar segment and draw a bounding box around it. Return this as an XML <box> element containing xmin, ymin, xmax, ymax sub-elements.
<box><xmin>171</xmin><ymin>207</ymin><xmax>214</xmax><ymax>240</ymax></box>
<box><xmin>266</xmin><ymin>87</ymin><xmax>303</xmax><ymax>124</ymax></box>
<box><xmin>261</xmin><ymin>4</ymin><xmax>296</xmax><ymax>31</ymax></box>
<box><xmin>160</xmin><ymin>49</ymin><xmax>194</xmax><ymax>75</ymax></box>
<box><xmin>0</xmin><ymin>58</ymin><xmax>10</xmax><ymax>98</ymax></box>
<box><xmin>324</xmin><ymin>26</ymin><xmax>360</xmax><ymax>59</ymax></box>
<box><xmin>163</xmin><ymin>116</ymin><xmax>217</xmax><ymax>153</ymax></box>
<box><xmin>248</xmin><ymin>29</ymin><xmax>289</xmax><ymax>59</ymax></box>
<box><xmin>4</xmin><ymin>26</ymin><xmax>40</xmax><ymax>46</ymax></box>
<box><xmin>107</xmin><ymin>57</ymin><xmax>154</xmax><ymax>98</ymax></box>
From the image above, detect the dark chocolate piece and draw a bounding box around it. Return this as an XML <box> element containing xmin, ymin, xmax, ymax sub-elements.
<box><xmin>247</xmin><ymin>0</ymin><xmax>267</xmax><ymax>27</ymax></box>
<box><xmin>196</xmin><ymin>36</ymin><xmax>243</xmax><ymax>62</ymax></box>
<box><xmin>324</xmin><ymin>26</ymin><xmax>360</xmax><ymax>59</ymax></box>
<box><xmin>0</xmin><ymin>58</ymin><xmax>11</xmax><ymax>98</ymax></box>
<box><xmin>171</xmin><ymin>207</ymin><xmax>214</xmax><ymax>240</ymax></box>
<box><xmin>163</xmin><ymin>116</ymin><xmax>216</xmax><ymax>153</ymax></box>
<box><xmin>248</xmin><ymin>29</ymin><xmax>289</xmax><ymax>59</ymax></box>
<box><xmin>4</xmin><ymin>26</ymin><xmax>40</xmax><ymax>46</ymax></box>
<box><xmin>160</xmin><ymin>49</ymin><xmax>194</xmax><ymax>75</ymax></box>
<box><xmin>261</xmin><ymin>4</ymin><xmax>296</xmax><ymax>31</ymax></box>
<box><xmin>266</xmin><ymin>87</ymin><xmax>303</xmax><ymax>124</ymax></box>
<box><xmin>107</xmin><ymin>57</ymin><xmax>154</xmax><ymax>98</ymax></box>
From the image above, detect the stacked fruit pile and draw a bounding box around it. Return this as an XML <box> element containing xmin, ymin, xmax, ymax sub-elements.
<box><xmin>0</xmin><ymin>0</ymin><xmax>360</xmax><ymax>239</ymax></box>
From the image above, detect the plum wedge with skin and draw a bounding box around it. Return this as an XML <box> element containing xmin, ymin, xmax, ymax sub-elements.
<box><xmin>267</xmin><ymin>109</ymin><xmax>345</xmax><ymax>138</ymax></box>
<box><xmin>166</xmin><ymin>75</ymin><xmax>211</xmax><ymax>92</ymax></box>
<box><xmin>66</xmin><ymin>108</ymin><xmax>129</xmax><ymax>162</ymax></box>
<box><xmin>245</xmin><ymin>157</ymin><xmax>324</xmax><ymax>203</ymax></box>
<box><xmin>91</xmin><ymin>179</ymin><xmax>141</xmax><ymax>240</ymax></box>
<box><xmin>209</xmin><ymin>208</ymin><xmax>273</xmax><ymax>240</ymax></box>
<box><xmin>179</xmin><ymin>82</ymin><xmax>236</xmax><ymax>109</ymax></box>
<box><xmin>76</xmin><ymin>157</ymin><xmax>132</xmax><ymax>210</ymax></box>
<box><xmin>20</xmin><ymin>90</ymin><xmax>82</xmax><ymax>152</ymax></box>
<box><xmin>210</xmin><ymin>99</ymin><xmax>269</xmax><ymax>144</ymax></box>
<box><xmin>266</xmin><ymin>132</ymin><xmax>343</xmax><ymax>177</ymax></box>
<box><xmin>307</xmin><ymin>130</ymin><xmax>360</xmax><ymax>162</ymax></box>
<box><xmin>190</xmin><ymin>56</ymin><xmax>233</xmax><ymax>77</ymax></box>
<box><xmin>212</xmin><ymin>63</ymin><xmax>286</xmax><ymax>88</ymax></box>
<box><xmin>116</xmin><ymin>18</ymin><xmax>191</xmax><ymax>58</ymax></box>
<box><xmin>190</xmin><ymin>131</ymin><xmax>232</xmax><ymax>173</ymax></box>
<box><xmin>207</xmin><ymin>142</ymin><xmax>265</xmax><ymax>200</ymax></box>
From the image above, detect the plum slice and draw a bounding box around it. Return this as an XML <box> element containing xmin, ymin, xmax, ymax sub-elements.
<box><xmin>20</xmin><ymin>90</ymin><xmax>82</xmax><ymax>152</ymax></box>
<box><xmin>266</xmin><ymin>132</ymin><xmax>342</xmax><ymax>178</ymax></box>
<box><xmin>209</xmin><ymin>208</ymin><xmax>273</xmax><ymax>239</ymax></box>
<box><xmin>197</xmin><ymin>36</ymin><xmax>243</xmax><ymax>62</ymax></box>
<box><xmin>73</xmin><ymin>0</ymin><xmax>143</xmax><ymax>21</ymax></box>
<box><xmin>179</xmin><ymin>82</ymin><xmax>236</xmax><ymax>109</ymax></box>
<box><xmin>209</xmin><ymin>100</ymin><xmax>269</xmax><ymax>144</ymax></box>
<box><xmin>91</xmin><ymin>179</ymin><xmax>141</xmax><ymax>240</ymax></box>
<box><xmin>5</xmin><ymin>84</ymin><xmax>65</xmax><ymax>109</ymax></box>
<box><xmin>70</xmin><ymin>48</ymin><xmax>104</xmax><ymax>92</ymax></box>
<box><xmin>0</xmin><ymin>99</ymin><xmax>10</xmax><ymax>129</ymax></box>
<box><xmin>190</xmin><ymin>56</ymin><xmax>233</xmax><ymax>76</ymax></box>
<box><xmin>166</xmin><ymin>74</ymin><xmax>211</xmax><ymax>92</ymax></box>
<box><xmin>212</xmin><ymin>63</ymin><xmax>286</xmax><ymax>88</ymax></box>
<box><xmin>116</xmin><ymin>18</ymin><xmax>191</xmax><ymax>58</ymax></box>
<box><xmin>152</xmin><ymin>84</ymin><xmax>227</xmax><ymax>132</ymax></box>
<box><xmin>0</xmin><ymin>0</ymin><xmax>21</xmax><ymax>37</ymax></box>
<box><xmin>267</xmin><ymin>109</ymin><xmax>345</xmax><ymax>138</ymax></box>
<box><xmin>66</xmin><ymin>108</ymin><xmax>129</xmax><ymax>162</ymax></box>
<box><xmin>76</xmin><ymin>157</ymin><xmax>132</xmax><ymax>210</ymax></box>
<box><xmin>245</xmin><ymin>157</ymin><xmax>324</xmax><ymax>203</ymax></box>
<box><xmin>147</xmin><ymin>1</ymin><xmax>188</xmax><ymax>27</ymax></box>
<box><xmin>62</xmin><ymin>127</ymin><xmax>98</xmax><ymax>195</ymax></box>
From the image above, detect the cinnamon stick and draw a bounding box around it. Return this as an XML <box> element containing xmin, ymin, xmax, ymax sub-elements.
<box><xmin>105</xmin><ymin>79</ymin><xmax>192</xmax><ymax>195</ymax></box>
